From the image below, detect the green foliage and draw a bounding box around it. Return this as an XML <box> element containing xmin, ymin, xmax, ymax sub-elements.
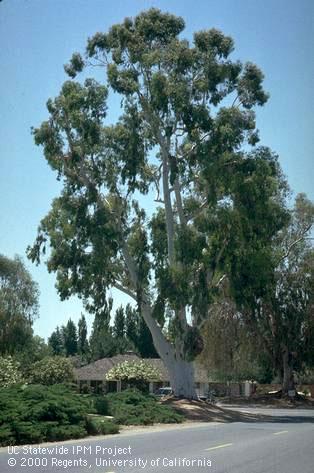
<box><xmin>48</xmin><ymin>326</ymin><xmax>64</xmax><ymax>355</ymax></box>
<box><xmin>78</xmin><ymin>314</ymin><xmax>89</xmax><ymax>357</ymax></box>
<box><xmin>0</xmin><ymin>254</ymin><xmax>39</xmax><ymax>356</ymax></box>
<box><xmin>28</xmin><ymin>8</ymin><xmax>292</xmax><ymax>394</ymax></box>
<box><xmin>106</xmin><ymin>389</ymin><xmax>183</xmax><ymax>425</ymax></box>
<box><xmin>29</xmin><ymin>356</ymin><xmax>74</xmax><ymax>385</ymax></box>
<box><xmin>113</xmin><ymin>306</ymin><xmax>125</xmax><ymax>339</ymax></box>
<box><xmin>124</xmin><ymin>304</ymin><xmax>158</xmax><ymax>358</ymax></box>
<box><xmin>198</xmin><ymin>304</ymin><xmax>273</xmax><ymax>383</ymax></box>
<box><xmin>250</xmin><ymin>195</ymin><xmax>313</xmax><ymax>383</ymax></box>
<box><xmin>17</xmin><ymin>336</ymin><xmax>52</xmax><ymax>376</ymax></box>
<box><xmin>0</xmin><ymin>356</ymin><xmax>22</xmax><ymax>387</ymax></box>
<box><xmin>92</xmin><ymin>395</ymin><xmax>109</xmax><ymax>415</ymax></box>
<box><xmin>0</xmin><ymin>384</ymin><xmax>93</xmax><ymax>446</ymax></box>
<box><xmin>85</xmin><ymin>415</ymin><xmax>119</xmax><ymax>435</ymax></box>
<box><xmin>89</xmin><ymin>298</ymin><xmax>117</xmax><ymax>360</ymax></box>
<box><xmin>62</xmin><ymin>319</ymin><xmax>78</xmax><ymax>356</ymax></box>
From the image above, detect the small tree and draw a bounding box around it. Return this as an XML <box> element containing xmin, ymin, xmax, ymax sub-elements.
<box><xmin>29</xmin><ymin>356</ymin><xmax>74</xmax><ymax>385</ymax></box>
<box><xmin>0</xmin><ymin>356</ymin><xmax>23</xmax><ymax>387</ymax></box>
<box><xmin>78</xmin><ymin>314</ymin><xmax>89</xmax><ymax>358</ymax></box>
<box><xmin>89</xmin><ymin>298</ymin><xmax>118</xmax><ymax>360</ymax></box>
<box><xmin>112</xmin><ymin>306</ymin><xmax>125</xmax><ymax>339</ymax></box>
<box><xmin>121</xmin><ymin>304</ymin><xmax>158</xmax><ymax>357</ymax></box>
<box><xmin>62</xmin><ymin>319</ymin><xmax>78</xmax><ymax>356</ymax></box>
<box><xmin>48</xmin><ymin>326</ymin><xmax>64</xmax><ymax>355</ymax></box>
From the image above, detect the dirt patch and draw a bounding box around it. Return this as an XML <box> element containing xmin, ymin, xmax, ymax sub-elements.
<box><xmin>219</xmin><ymin>394</ymin><xmax>314</xmax><ymax>409</ymax></box>
<box><xmin>160</xmin><ymin>398</ymin><xmax>261</xmax><ymax>423</ymax></box>
<box><xmin>160</xmin><ymin>396</ymin><xmax>314</xmax><ymax>423</ymax></box>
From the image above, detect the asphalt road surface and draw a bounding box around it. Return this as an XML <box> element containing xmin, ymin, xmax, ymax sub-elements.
<box><xmin>0</xmin><ymin>408</ymin><xmax>313</xmax><ymax>473</ymax></box>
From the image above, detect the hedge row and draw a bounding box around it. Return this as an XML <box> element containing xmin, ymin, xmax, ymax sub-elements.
<box><xmin>0</xmin><ymin>386</ymin><xmax>183</xmax><ymax>446</ymax></box>
<box><xmin>0</xmin><ymin>384</ymin><xmax>118</xmax><ymax>446</ymax></box>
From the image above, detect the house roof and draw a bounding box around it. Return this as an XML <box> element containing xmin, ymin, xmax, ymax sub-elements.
<box><xmin>74</xmin><ymin>353</ymin><xmax>208</xmax><ymax>383</ymax></box>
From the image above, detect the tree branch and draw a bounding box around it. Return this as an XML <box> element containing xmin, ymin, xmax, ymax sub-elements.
<box><xmin>138</xmin><ymin>93</ymin><xmax>176</xmax><ymax>265</ymax></box>
<box><xmin>279</xmin><ymin>224</ymin><xmax>313</xmax><ymax>263</ymax></box>
<box><xmin>174</xmin><ymin>177</ymin><xmax>186</xmax><ymax>226</ymax></box>
<box><xmin>112</xmin><ymin>282</ymin><xmax>137</xmax><ymax>301</ymax></box>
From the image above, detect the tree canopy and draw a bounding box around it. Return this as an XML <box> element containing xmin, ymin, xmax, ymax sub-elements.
<box><xmin>0</xmin><ymin>254</ymin><xmax>39</xmax><ymax>356</ymax></box>
<box><xmin>28</xmin><ymin>9</ymin><xmax>290</xmax><ymax>398</ymax></box>
<box><xmin>242</xmin><ymin>194</ymin><xmax>314</xmax><ymax>392</ymax></box>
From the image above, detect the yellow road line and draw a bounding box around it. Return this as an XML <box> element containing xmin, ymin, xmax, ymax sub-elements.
<box><xmin>205</xmin><ymin>443</ymin><xmax>233</xmax><ymax>451</ymax></box>
<box><xmin>273</xmin><ymin>430</ymin><xmax>289</xmax><ymax>435</ymax></box>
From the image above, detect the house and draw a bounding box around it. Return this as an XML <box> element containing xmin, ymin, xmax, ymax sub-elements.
<box><xmin>73</xmin><ymin>352</ymin><xmax>209</xmax><ymax>396</ymax></box>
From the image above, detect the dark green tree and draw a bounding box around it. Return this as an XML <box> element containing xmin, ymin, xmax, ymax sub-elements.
<box><xmin>0</xmin><ymin>254</ymin><xmax>39</xmax><ymax>355</ymax></box>
<box><xmin>48</xmin><ymin>326</ymin><xmax>64</xmax><ymax>355</ymax></box>
<box><xmin>111</xmin><ymin>305</ymin><xmax>136</xmax><ymax>354</ymax></box>
<box><xmin>125</xmin><ymin>304</ymin><xmax>138</xmax><ymax>347</ymax></box>
<box><xmin>137</xmin><ymin>316</ymin><xmax>158</xmax><ymax>358</ymax></box>
<box><xmin>61</xmin><ymin>319</ymin><xmax>78</xmax><ymax>356</ymax></box>
<box><xmin>78</xmin><ymin>314</ymin><xmax>89</xmax><ymax>357</ymax></box>
<box><xmin>240</xmin><ymin>194</ymin><xmax>314</xmax><ymax>394</ymax></box>
<box><xmin>89</xmin><ymin>298</ymin><xmax>117</xmax><ymax>359</ymax></box>
<box><xmin>28</xmin><ymin>9</ymin><xmax>288</xmax><ymax>398</ymax></box>
<box><xmin>123</xmin><ymin>304</ymin><xmax>157</xmax><ymax>357</ymax></box>
<box><xmin>112</xmin><ymin>306</ymin><xmax>125</xmax><ymax>340</ymax></box>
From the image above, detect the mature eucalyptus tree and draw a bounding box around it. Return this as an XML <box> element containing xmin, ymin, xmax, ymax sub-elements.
<box><xmin>28</xmin><ymin>9</ymin><xmax>287</xmax><ymax>398</ymax></box>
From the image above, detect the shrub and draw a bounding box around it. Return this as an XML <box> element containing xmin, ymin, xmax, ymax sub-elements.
<box><xmin>0</xmin><ymin>384</ymin><xmax>117</xmax><ymax>446</ymax></box>
<box><xmin>45</xmin><ymin>424</ymin><xmax>87</xmax><ymax>441</ymax></box>
<box><xmin>93</xmin><ymin>396</ymin><xmax>109</xmax><ymax>415</ymax></box>
<box><xmin>0</xmin><ymin>356</ymin><xmax>23</xmax><ymax>387</ymax></box>
<box><xmin>85</xmin><ymin>416</ymin><xmax>119</xmax><ymax>435</ymax></box>
<box><xmin>106</xmin><ymin>389</ymin><xmax>183</xmax><ymax>425</ymax></box>
<box><xmin>80</xmin><ymin>383</ymin><xmax>90</xmax><ymax>394</ymax></box>
<box><xmin>29</xmin><ymin>356</ymin><xmax>74</xmax><ymax>385</ymax></box>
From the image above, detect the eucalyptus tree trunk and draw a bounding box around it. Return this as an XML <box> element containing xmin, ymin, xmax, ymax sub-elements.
<box><xmin>141</xmin><ymin>303</ymin><xmax>197</xmax><ymax>399</ymax></box>
<box><xmin>282</xmin><ymin>347</ymin><xmax>295</xmax><ymax>395</ymax></box>
<box><xmin>166</xmin><ymin>358</ymin><xmax>196</xmax><ymax>399</ymax></box>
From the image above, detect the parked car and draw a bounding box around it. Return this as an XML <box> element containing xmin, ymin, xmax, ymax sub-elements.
<box><xmin>155</xmin><ymin>387</ymin><xmax>173</xmax><ymax>397</ymax></box>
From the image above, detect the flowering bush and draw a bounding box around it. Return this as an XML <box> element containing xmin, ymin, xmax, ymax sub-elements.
<box><xmin>29</xmin><ymin>356</ymin><xmax>74</xmax><ymax>385</ymax></box>
<box><xmin>105</xmin><ymin>360</ymin><xmax>161</xmax><ymax>382</ymax></box>
<box><xmin>0</xmin><ymin>356</ymin><xmax>22</xmax><ymax>387</ymax></box>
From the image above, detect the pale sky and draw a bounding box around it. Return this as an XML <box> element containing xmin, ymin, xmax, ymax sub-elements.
<box><xmin>0</xmin><ymin>0</ymin><xmax>313</xmax><ymax>340</ymax></box>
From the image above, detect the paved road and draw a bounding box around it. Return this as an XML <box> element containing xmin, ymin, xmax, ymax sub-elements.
<box><xmin>0</xmin><ymin>408</ymin><xmax>313</xmax><ymax>473</ymax></box>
